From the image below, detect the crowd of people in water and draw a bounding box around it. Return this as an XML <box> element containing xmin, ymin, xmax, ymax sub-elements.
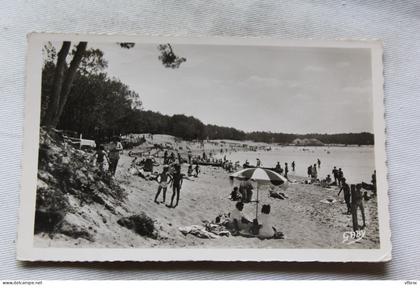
<box><xmin>88</xmin><ymin>136</ymin><xmax>377</xmax><ymax>238</ymax></box>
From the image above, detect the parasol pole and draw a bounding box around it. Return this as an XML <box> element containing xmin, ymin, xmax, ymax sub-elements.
<box><xmin>255</xmin><ymin>183</ymin><xmax>259</xmax><ymax>220</ymax></box>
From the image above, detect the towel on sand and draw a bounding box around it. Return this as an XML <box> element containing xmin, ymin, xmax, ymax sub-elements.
<box><xmin>179</xmin><ymin>225</ymin><xmax>220</xmax><ymax>239</ymax></box>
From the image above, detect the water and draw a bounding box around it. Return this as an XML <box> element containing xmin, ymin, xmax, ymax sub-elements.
<box><xmin>215</xmin><ymin>146</ymin><xmax>375</xmax><ymax>184</ymax></box>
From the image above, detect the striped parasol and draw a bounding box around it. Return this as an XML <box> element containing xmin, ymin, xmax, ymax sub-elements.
<box><xmin>229</xmin><ymin>167</ymin><xmax>288</xmax><ymax>186</ymax></box>
<box><xmin>229</xmin><ymin>167</ymin><xmax>288</xmax><ymax>219</ymax></box>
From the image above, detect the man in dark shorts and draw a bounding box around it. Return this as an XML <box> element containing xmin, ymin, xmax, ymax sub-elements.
<box><xmin>351</xmin><ymin>183</ymin><xmax>366</xmax><ymax>231</ymax></box>
<box><xmin>291</xmin><ymin>161</ymin><xmax>295</xmax><ymax>172</ymax></box>
<box><xmin>338</xmin><ymin>178</ymin><xmax>351</xmax><ymax>214</ymax></box>
<box><xmin>168</xmin><ymin>164</ymin><xmax>183</xmax><ymax>208</ymax></box>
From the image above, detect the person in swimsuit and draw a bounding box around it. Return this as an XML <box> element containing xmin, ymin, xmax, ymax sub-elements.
<box><xmin>108</xmin><ymin>137</ymin><xmax>123</xmax><ymax>176</ymax></box>
<box><xmin>351</xmin><ymin>183</ymin><xmax>367</xmax><ymax>231</ymax></box>
<box><xmin>338</xmin><ymin>178</ymin><xmax>351</xmax><ymax>214</ymax></box>
<box><xmin>168</xmin><ymin>164</ymin><xmax>183</xmax><ymax>208</ymax></box>
<box><xmin>154</xmin><ymin>165</ymin><xmax>172</xmax><ymax>204</ymax></box>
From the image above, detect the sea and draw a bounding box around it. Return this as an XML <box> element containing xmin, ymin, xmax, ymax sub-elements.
<box><xmin>214</xmin><ymin>145</ymin><xmax>375</xmax><ymax>184</ymax></box>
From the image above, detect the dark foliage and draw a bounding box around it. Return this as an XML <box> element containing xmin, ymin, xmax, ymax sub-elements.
<box><xmin>117</xmin><ymin>213</ymin><xmax>157</xmax><ymax>239</ymax></box>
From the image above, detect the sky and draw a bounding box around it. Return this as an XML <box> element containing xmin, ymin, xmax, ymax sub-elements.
<box><xmin>78</xmin><ymin>42</ymin><xmax>373</xmax><ymax>134</ymax></box>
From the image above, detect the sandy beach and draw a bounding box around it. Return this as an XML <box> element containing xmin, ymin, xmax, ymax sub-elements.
<box><xmin>35</xmin><ymin>135</ymin><xmax>379</xmax><ymax>249</ymax></box>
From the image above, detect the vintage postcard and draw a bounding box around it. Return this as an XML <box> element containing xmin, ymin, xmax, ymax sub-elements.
<box><xmin>17</xmin><ymin>33</ymin><xmax>390</xmax><ymax>262</ymax></box>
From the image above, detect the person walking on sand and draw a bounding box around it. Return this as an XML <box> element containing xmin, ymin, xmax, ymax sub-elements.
<box><xmin>317</xmin><ymin>158</ymin><xmax>321</xmax><ymax>168</ymax></box>
<box><xmin>154</xmin><ymin>165</ymin><xmax>172</xmax><ymax>204</ymax></box>
<box><xmin>291</xmin><ymin>161</ymin><xmax>295</xmax><ymax>172</ymax></box>
<box><xmin>351</xmin><ymin>183</ymin><xmax>367</xmax><ymax>231</ymax></box>
<box><xmin>168</xmin><ymin>164</ymin><xmax>183</xmax><ymax>208</ymax></box>
<box><xmin>108</xmin><ymin>136</ymin><xmax>123</xmax><ymax>176</ymax></box>
<box><xmin>338</xmin><ymin>178</ymin><xmax>352</xmax><ymax>214</ymax></box>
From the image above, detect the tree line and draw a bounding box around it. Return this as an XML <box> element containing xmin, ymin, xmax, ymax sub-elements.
<box><xmin>41</xmin><ymin>42</ymin><xmax>374</xmax><ymax>145</ymax></box>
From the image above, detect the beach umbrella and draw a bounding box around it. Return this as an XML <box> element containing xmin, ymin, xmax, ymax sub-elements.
<box><xmin>229</xmin><ymin>167</ymin><xmax>288</xmax><ymax>219</ymax></box>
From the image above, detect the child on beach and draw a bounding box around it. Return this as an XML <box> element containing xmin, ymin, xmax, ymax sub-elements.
<box><xmin>91</xmin><ymin>145</ymin><xmax>110</xmax><ymax>173</ymax></box>
<box><xmin>154</xmin><ymin>165</ymin><xmax>172</xmax><ymax>204</ymax></box>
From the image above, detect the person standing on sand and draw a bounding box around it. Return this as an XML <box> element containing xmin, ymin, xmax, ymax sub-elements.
<box><xmin>177</xmin><ymin>152</ymin><xmax>182</xmax><ymax>164</ymax></box>
<box><xmin>256</xmin><ymin>158</ymin><xmax>261</xmax><ymax>167</ymax></box>
<box><xmin>108</xmin><ymin>137</ymin><xmax>123</xmax><ymax>176</ymax></box>
<box><xmin>194</xmin><ymin>163</ymin><xmax>200</xmax><ymax>177</ymax></box>
<box><xmin>372</xmin><ymin>170</ymin><xmax>377</xmax><ymax>195</ymax></box>
<box><xmin>307</xmin><ymin>165</ymin><xmax>312</xmax><ymax>178</ymax></box>
<box><xmin>351</xmin><ymin>184</ymin><xmax>367</xmax><ymax>231</ymax></box>
<box><xmin>164</xmin><ymin>150</ymin><xmax>168</xmax><ymax>164</ymax></box>
<box><xmin>284</xmin><ymin>163</ymin><xmax>289</xmax><ymax>179</ymax></box>
<box><xmin>154</xmin><ymin>165</ymin><xmax>172</xmax><ymax>204</ymax></box>
<box><xmin>317</xmin><ymin>158</ymin><xmax>321</xmax><ymax>168</ymax></box>
<box><xmin>291</xmin><ymin>161</ymin><xmax>295</xmax><ymax>172</ymax></box>
<box><xmin>338</xmin><ymin>178</ymin><xmax>351</xmax><ymax>214</ymax></box>
<box><xmin>168</xmin><ymin>164</ymin><xmax>183</xmax><ymax>208</ymax></box>
<box><xmin>338</xmin><ymin>168</ymin><xmax>344</xmax><ymax>186</ymax></box>
<box><xmin>332</xmin><ymin>166</ymin><xmax>338</xmax><ymax>184</ymax></box>
<box><xmin>312</xmin><ymin>164</ymin><xmax>318</xmax><ymax>180</ymax></box>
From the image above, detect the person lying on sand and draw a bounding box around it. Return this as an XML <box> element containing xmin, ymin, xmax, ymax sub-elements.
<box><xmin>154</xmin><ymin>165</ymin><xmax>172</xmax><ymax>204</ymax></box>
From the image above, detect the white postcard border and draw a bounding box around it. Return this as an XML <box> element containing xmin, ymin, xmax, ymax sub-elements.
<box><xmin>17</xmin><ymin>33</ymin><xmax>391</xmax><ymax>262</ymax></box>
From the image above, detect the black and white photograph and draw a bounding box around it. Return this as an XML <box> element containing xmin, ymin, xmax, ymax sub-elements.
<box><xmin>17</xmin><ymin>34</ymin><xmax>389</xmax><ymax>262</ymax></box>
